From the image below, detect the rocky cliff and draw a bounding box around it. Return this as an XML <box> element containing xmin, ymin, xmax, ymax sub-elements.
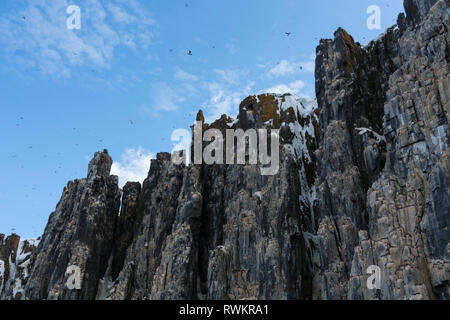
<box><xmin>1</xmin><ymin>0</ymin><xmax>448</xmax><ymax>300</ymax></box>
<box><xmin>313</xmin><ymin>0</ymin><xmax>449</xmax><ymax>299</ymax></box>
<box><xmin>0</xmin><ymin>234</ymin><xmax>39</xmax><ymax>299</ymax></box>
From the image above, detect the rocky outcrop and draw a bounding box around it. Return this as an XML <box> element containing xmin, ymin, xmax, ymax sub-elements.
<box><xmin>102</xmin><ymin>93</ymin><xmax>319</xmax><ymax>300</ymax></box>
<box><xmin>1</xmin><ymin>0</ymin><xmax>448</xmax><ymax>301</ymax></box>
<box><xmin>0</xmin><ymin>234</ymin><xmax>39</xmax><ymax>300</ymax></box>
<box><xmin>24</xmin><ymin>150</ymin><xmax>121</xmax><ymax>300</ymax></box>
<box><xmin>313</xmin><ymin>0</ymin><xmax>449</xmax><ymax>299</ymax></box>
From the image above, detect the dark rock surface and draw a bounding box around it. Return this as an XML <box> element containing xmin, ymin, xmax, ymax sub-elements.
<box><xmin>313</xmin><ymin>0</ymin><xmax>449</xmax><ymax>299</ymax></box>
<box><xmin>24</xmin><ymin>150</ymin><xmax>121</xmax><ymax>300</ymax></box>
<box><xmin>1</xmin><ymin>0</ymin><xmax>448</xmax><ymax>300</ymax></box>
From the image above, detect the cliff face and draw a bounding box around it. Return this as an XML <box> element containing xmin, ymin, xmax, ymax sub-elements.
<box><xmin>25</xmin><ymin>151</ymin><xmax>121</xmax><ymax>300</ymax></box>
<box><xmin>101</xmin><ymin>94</ymin><xmax>319</xmax><ymax>300</ymax></box>
<box><xmin>1</xmin><ymin>0</ymin><xmax>448</xmax><ymax>300</ymax></box>
<box><xmin>313</xmin><ymin>0</ymin><xmax>449</xmax><ymax>299</ymax></box>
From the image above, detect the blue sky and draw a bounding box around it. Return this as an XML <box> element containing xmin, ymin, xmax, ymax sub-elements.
<box><xmin>0</xmin><ymin>0</ymin><xmax>404</xmax><ymax>239</ymax></box>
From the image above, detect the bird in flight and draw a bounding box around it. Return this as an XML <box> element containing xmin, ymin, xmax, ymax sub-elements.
<box><xmin>285</xmin><ymin>32</ymin><xmax>292</xmax><ymax>36</ymax></box>
<box><xmin>187</xmin><ymin>50</ymin><xmax>193</xmax><ymax>56</ymax></box>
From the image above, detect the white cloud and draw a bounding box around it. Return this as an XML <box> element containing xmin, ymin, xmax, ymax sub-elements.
<box><xmin>265</xmin><ymin>80</ymin><xmax>305</xmax><ymax>95</ymax></box>
<box><xmin>174</xmin><ymin>67</ymin><xmax>198</xmax><ymax>81</ymax></box>
<box><xmin>213</xmin><ymin>69</ymin><xmax>245</xmax><ymax>85</ymax></box>
<box><xmin>0</xmin><ymin>0</ymin><xmax>157</xmax><ymax>78</ymax></box>
<box><xmin>111</xmin><ymin>147</ymin><xmax>154</xmax><ymax>188</ymax></box>
<box><xmin>300</xmin><ymin>60</ymin><xmax>315</xmax><ymax>73</ymax></box>
<box><xmin>152</xmin><ymin>82</ymin><xmax>185</xmax><ymax>111</ymax></box>
<box><xmin>226</xmin><ymin>39</ymin><xmax>239</xmax><ymax>55</ymax></box>
<box><xmin>203</xmin><ymin>80</ymin><xmax>254</xmax><ymax>123</ymax></box>
<box><xmin>268</xmin><ymin>60</ymin><xmax>298</xmax><ymax>77</ymax></box>
<box><xmin>267</xmin><ymin>58</ymin><xmax>315</xmax><ymax>78</ymax></box>
<box><xmin>107</xmin><ymin>3</ymin><xmax>137</xmax><ymax>24</ymax></box>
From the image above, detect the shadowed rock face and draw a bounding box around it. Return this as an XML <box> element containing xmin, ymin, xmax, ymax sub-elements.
<box><xmin>102</xmin><ymin>93</ymin><xmax>319</xmax><ymax>300</ymax></box>
<box><xmin>110</xmin><ymin>182</ymin><xmax>142</xmax><ymax>281</ymax></box>
<box><xmin>1</xmin><ymin>0</ymin><xmax>449</xmax><ymax>301</ymax></box>
<box><xmin>404</xmin><ymin>0</ymin><xmax>439</xmax><ymax>25</ymax></box>
<box><xmin>24</xmin><ymin>150</ymin><xmax>121</xmax><ymax>300</ymax></box>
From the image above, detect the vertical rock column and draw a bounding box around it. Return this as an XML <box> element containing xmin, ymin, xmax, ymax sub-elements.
<box><xmin>25</xmin><ymin>150</ymin><xmax>121</xmax><ymax>300</ymax></box>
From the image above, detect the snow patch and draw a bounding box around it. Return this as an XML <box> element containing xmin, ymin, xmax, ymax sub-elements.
<box><xmin>253</xmin><ymin>191</ymin><xmax>263</xmax><ymax>201</ymax></box>
<box><xmin>277</xmin><ymin>94</ymin><xmax>317</xmax><ymax>118</ymax></box>
<box><xmin>227</xmin><ymin>117</ymin><xmax>239</xmax><ymax>128</ymax></box>
<box><xmin>0</xmin><ymin>259</ymin><xmax>5</xmax><ymax>294</ymax></box>
<box><xmin>275</xmin><ymin>94</ymin><xmax>318</xmax><ymax>227</ymax></box>
<box><xmin>0</xmin><ymin>238</ymin><xmax>39</xmax><ymax>299</ymax></box>
<box><xmin>356</xmin><ymin>127</ymin><xmax>386</xmax><ymax>143</ymax></box>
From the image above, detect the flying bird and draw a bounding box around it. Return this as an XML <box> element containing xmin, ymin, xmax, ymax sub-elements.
<box><xmin>187</xmin><ymin>50</ymin><xmax>193</xmax><ymax>56</ymax></box>
<box><xmin>285</xmin><ymin>32</ymin><xmax>292</xmax><ymax>36</ymax></box>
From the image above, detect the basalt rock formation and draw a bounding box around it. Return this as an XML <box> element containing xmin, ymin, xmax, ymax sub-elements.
<box><xmin>1</xmin><ymin>0</ymin><xmax>449</xmax><ymax>300</ymax></box>
<box><xmin>313</xmin><ymin>0</ymin><xmax>449</xmax><ymax>299</ymax></box>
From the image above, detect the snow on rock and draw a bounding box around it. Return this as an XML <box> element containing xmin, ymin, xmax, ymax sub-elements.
<box><xmin>272</xmin><ymin>94</ymin><xmax>319</xmax><ymax>227</ymax></box>
<box><xmin>0</xmin><ymin>236</ymin><xmax>40</xmax><ymax>300</ymax></box>
<box><xmin>278</xmin><ymin>94</ymin><xmax>317</xmax><ymax>119</ymax></box>
<box><xmin>0</xmin><ymin>259</ymin><xmax>5</xmax><ymax>294</ymax></box>
<box><xmin>356</xmin><ymin>127</ymin><xmax>386</xmax><ymax>143</ymax></box>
